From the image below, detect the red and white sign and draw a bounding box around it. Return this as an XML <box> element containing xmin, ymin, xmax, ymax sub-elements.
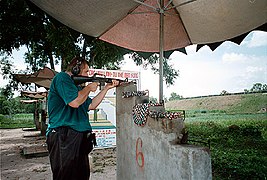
<box><xmin>89</xmin><ymin>69</ymin><xmax>140</xmax><ymax>80</ymax></box>
<box><xmin>93</xmin><ymin>129</ymin><xmax>116</xmax><ymax>147</ymax></box>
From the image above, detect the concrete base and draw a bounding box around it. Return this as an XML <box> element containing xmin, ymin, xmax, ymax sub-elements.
<box><xmin>116</xmin><ymin>83</ymin><xmax>212</xmax><ymax>180</ymax></box>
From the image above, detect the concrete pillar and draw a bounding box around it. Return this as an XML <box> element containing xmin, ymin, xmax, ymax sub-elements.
<box><xmin>116</xmin><ymin>83</ymin><xmax>212</xmax><ymax>180</ymax></box>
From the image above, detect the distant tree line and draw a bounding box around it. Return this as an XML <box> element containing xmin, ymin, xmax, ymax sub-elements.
<box><xmin>1</xmin><ymin>83</ymin><xmax>266</xmax><ymax>115</ymax></box>
<box><xmin>168</xmin><ymin>92</ymin><xmax>184</xmax><ymax>101</ymax></box>
<box><xmin>221</xmin><ymin>83</ymin><xmax>267</xmax><ymax>95</ymax></box>
<box><xmin>168</xmin><ymin>83</ymin><xmax>267</xmax><ymax>102</ymax></box>
<box><xmin>244</xmin><ymin>83</ymin><xmax>267</xmax><ymax>93</ymax></box>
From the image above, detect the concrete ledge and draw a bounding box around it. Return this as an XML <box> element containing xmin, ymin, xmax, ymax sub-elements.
<box><xmin>116</xmin><ymin>84</ymin><xmax>212</xmax><ymax>180</ymax></box>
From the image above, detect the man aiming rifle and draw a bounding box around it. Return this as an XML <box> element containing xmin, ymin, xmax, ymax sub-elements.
<box><xmin>72</xmin><ymin>73</ymin><xmax>128</xmax><ymax>90</ymax></box>
<box><xmin>46</xmin><ymin>57</ymin><xmax>120</xmax><ymax>180</ymax></box>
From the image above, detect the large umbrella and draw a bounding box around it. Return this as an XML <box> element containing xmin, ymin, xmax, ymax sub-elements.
<box><xmin>13</xmin><ymin>67</ymin><xmax>57</xmax><ymax>89</ymax></box>
<box><xmin>29</xmin><ymin>0</ymin><xmax>267</xmax><ymax>101</ymax></box>
<box><xmin>21</xmin><ymin>91</ymin><xmax>48</xmax><ymax>99</ymax></box>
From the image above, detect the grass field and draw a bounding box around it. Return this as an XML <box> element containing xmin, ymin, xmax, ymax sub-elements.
<box><xmin>1</xmin><ymin>105</ymin><xmax>266</xmax><ymax>179</ymax></box>
<box><xmin>185</xmin><ymin>111</ymin><xmax>267</xmax><ymax>180</ymax></box>
<box><xmin>166</xmin><ymin>93</ymin><xmax>267</xmax><ymax>179</ymax></box>
<box><xmin>0</xmin><ymin>114</ymin><xmax>35</xmax><ymax>129</ymax></box>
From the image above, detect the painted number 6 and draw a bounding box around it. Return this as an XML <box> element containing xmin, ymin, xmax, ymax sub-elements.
<box><xmin>136</xmin><ymin>137</ymin><xmax>144</xmax><ymax>168</ymax></box>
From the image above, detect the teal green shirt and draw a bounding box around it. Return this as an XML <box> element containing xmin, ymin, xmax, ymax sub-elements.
<box><xmin>46</xmin><ymin>72</ymin><xmax>92</xmax><ymax>136</ymax></box>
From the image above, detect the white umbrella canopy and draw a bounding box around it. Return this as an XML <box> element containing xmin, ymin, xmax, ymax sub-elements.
<box><xmin>29</xmin><ymin>0</ymin><xmax>267</xmax><ymax>100</ymax></box>
<box><xmin>29</xmin><ymin>0</ymin><xmax>267</xmax><ymax>52</ymax></box>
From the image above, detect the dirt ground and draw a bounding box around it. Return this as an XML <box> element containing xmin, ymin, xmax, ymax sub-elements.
<box><xmin>0</xmin><ymin>128</ymin><xmax>116</xmax><ymax>180</ymax></box>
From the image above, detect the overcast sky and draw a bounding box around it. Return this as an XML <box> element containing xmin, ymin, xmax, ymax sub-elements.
<box><xmin>121</xmin><ymin>31</ymin><xmax>267</xmax><ymax>98</ymax></box>
<box><xmin>1</xmin><ymin>31</ymin><xmax>267</xmax><ymax>99</ymax></box>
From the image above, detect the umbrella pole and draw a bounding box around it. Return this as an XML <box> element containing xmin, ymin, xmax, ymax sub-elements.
<box><xmin>159</xmin><ymin>0</ymin><xmax>164</xmax><ymax>103</ymax></box>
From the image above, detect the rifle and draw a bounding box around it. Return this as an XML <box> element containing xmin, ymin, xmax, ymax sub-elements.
<box><xmin>72</xmin><ymin>73</ymin><xmax>129</xmax><ymax>89</ymax></box>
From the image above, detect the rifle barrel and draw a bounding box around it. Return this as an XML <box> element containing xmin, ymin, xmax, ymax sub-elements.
<box><xmin>72</xmin><ymin>75</ymin><xmax>125</xmax><ymax>85</ymax></box>
<box><xmin>72</xmin><ymin>75</ymin><xmax>94</xmax><ymax>85</ymax></box>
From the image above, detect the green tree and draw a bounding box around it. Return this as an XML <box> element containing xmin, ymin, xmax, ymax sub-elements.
<box><xmin>244</xmin><ymin>89</ymin><xmax>249</xmax><ymax>94</ymax></box>
<box><xmin>0</xmin><ymin>54</ymin><xmax>18</xmax><ymax>98</ymax></box>
<box><xmin>168</xmin><ymin>92</ymin><xmax>183</xmax><ymax>101</ymax></box>
<box><xmin>130</xmin><ymin>53</ymin><xmax>179</xmax><ymax>86</ymax></box>
<box><xmin>220</xmin><ymin>90</ymin><xmax>229</xmax><ymax>95</ymax></box>
<box><xmin>149</xmin><ymin>97</ymin><xmax>158</xmax><ymax>103</ymax></box>
<box><xmin>250</xmin><ymin>83</ymin><xmax>267</xmax><ymax>92</ymax></box>
<box><xmin>0</xmin><ymin>88</ymin><xmax>14</xmax><ymax>115</ymax></box>
<box><xmin>0</xmin><ymin>88</ymin><xmax>35</xmax><ymax>115</ymax></box>
<box><xmin>1</xmin><ymin>0</ymin><xmax>90</xmax><ymax>70</ymax></box>
<box><xmin>0</xmin><ymin>92</ymin><xmax>9</xmax><ymax>115</ymax></box>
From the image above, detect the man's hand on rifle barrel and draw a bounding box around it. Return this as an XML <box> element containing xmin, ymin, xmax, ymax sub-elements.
<box><xmin>87</xmin><ymin>82</ymin><xmax>99</xmax><ymax>92</ymax></box>
<box><xmin>104</xmin><ymin>80</ymin><xmax>120</xmax><ymax>90</ymax></box>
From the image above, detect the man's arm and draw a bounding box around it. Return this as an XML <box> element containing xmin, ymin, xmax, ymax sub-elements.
<box><xmin>89</xmin><ymin>80</ymin><xmax>119</xmax><ymax>110</ymax></box>
<box><xmin>68</xmin><ymin>82</ymin><xmax>99</xmax><ymax>108</ymax></box>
